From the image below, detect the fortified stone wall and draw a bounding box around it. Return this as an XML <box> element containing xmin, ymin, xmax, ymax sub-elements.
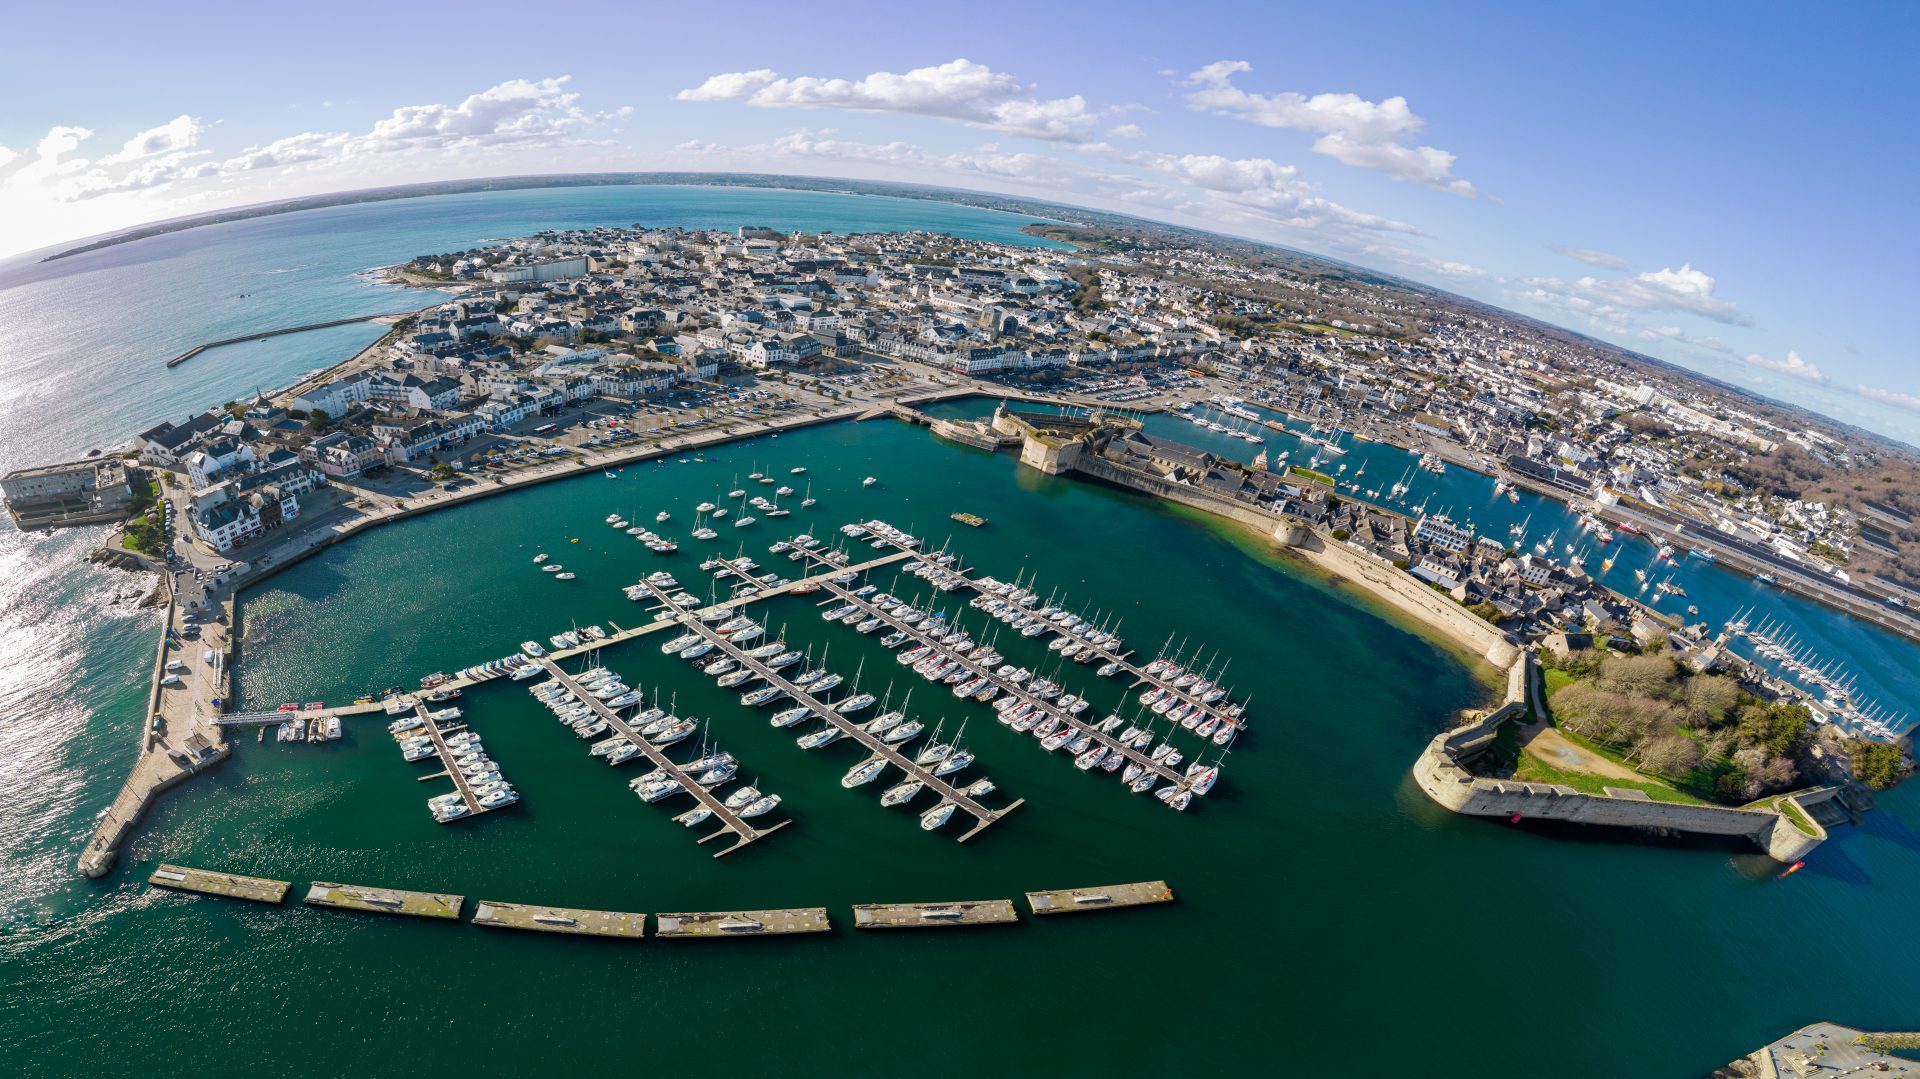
<box><xmin>1411</xmin><ymin>654</ymin><xmax>1828</xmax><ymax>862</ymax></box>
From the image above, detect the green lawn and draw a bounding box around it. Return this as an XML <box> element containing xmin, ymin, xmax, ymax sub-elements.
<box><xmin>1543</xmin><ymin>668</ymin><xmax>1575</xmax><ymax>696</ymax></box>
<box><xmin>1512</xmin><ymin>747</ymin><xmax>1708</xmax><ymax>805</ymax></box>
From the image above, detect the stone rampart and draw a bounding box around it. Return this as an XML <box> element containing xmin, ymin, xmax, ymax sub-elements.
<box><xmin>1411</xmin><ymin>655</ymin><xmax>1828</xmax><ymax>862</ymax></box>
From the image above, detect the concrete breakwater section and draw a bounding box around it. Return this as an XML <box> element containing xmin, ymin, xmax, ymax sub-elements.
<box><xmin>145</xmin><ymin>865</ymin><xmax>1173</xmax><ymax>938</ymax></box>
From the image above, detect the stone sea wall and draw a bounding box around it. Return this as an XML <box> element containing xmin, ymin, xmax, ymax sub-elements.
<box><xmin>1411</xmin><ymin>655</ymin><xmax>1828</xmax><ymax>863</ymax></box>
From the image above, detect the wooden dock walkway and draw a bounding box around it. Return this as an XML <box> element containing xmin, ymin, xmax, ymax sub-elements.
<box><xmin>410</xmin><ymin>704</ymin><xmax>490</xmax><ymax>819</ymax></box>
<box><xmin>1026</xmin><ymin>880</ymin><xmax>1175</xmax><ymax>914</ymax></box>
<box><xmin>655</xmin><ymin>907</ymin><xmax>830</xmax><ymax>938</ymax></box>
<box><xmin>148</xmin><ymin>864</ymin><xmax>289</xmax><ymax>904</ymax></box>
<box><xmin>472</xmin><ymin>900</ymin><xmax>647</xmax><ymax>938</ymax></box>
<box><xmin>852</xmin><ymin>899</ymin><xmax>1018</xmax><ymax>928</ymax></box>
<box><xmin>800</xmin><ymin>564</ymin><xmax>1192</xmax><ymax>790</ymax></box>
<box><xmin>303</xmin><ymin>881</ymin><xmax>464</xmax><ymax>918</ymax></box>
<box><xmin>657</xmin><ymin>581</ymin><xmax>1021</xmax><ymax>842</ymax></box>
<box><xmin>534</xmin><ymin>660</ymin><xmax>786</xmax><ymax>857</ymax></box>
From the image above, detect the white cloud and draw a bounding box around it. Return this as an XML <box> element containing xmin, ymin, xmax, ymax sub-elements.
<box><xmin>1552</xmin><ymin>244</ymin><xmax>1627</xmax><ymax>269</ymax></box>
<box><xmin>1571</xmin><ymin>264</ymin><xmax>1749</xmax><ymax>325</ymax></box>
<box><xmin>1106</xmin><ymin>147</ymin><xmax>1419</xmax><ymax>233</ymax></box>
<box><xmin>102</xmin><ymin>115</ymin><xmax>202</xmax><ymax>164</ymax></box>
<box><xmin>676</xmin><ymin>59</ymin><xmax>1104</xmax><ymax>142</ymax></box>
<box><xmin>676</xmin><ymin>69</ymin><xmax>780</xmax><ymax>102</ymax></box>
<box><xmin>1181</xmin><ymin>61</ymin><xmax>1474</xmax><ymax>196</ymax></box>
<box><xmin>0</xmin><ymin>125</ymin><xmax>95</xmax><ymax>193</ymax></box>
<box><xmin>0</xmin><ymin>78</ymin><xmax>621</xmax><ymax>257</ymax></box>
<box><xmin>1106</xmin><ymin>123</ymin><xmax>1145</xmax><ymax>139</ymax></box>
<box><xmin>1743</xmin><ymin>350</ymin><xmax>1827</xmax><ymax>383</ymax></box>
<box><xmin>1857</xmin><ymin>384</ymin><xmax>1920</xmax><ymax>413</ymax></box>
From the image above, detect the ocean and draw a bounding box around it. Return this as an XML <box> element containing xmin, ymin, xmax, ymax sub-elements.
<box><xmin>0</xmin><ymin>185</ymin><xmax>1916</xmax><ymax>1077</ymax></box>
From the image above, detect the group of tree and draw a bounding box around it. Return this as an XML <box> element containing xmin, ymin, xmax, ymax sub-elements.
<box><xmin>1545</xmin><ymin>651</ymin><xmax>1814</xmax><ymax>802</ymax></box>
<box><xmin>1850</xmin><ymin>739</ymin><xmax>1909</xmax><ymax>790</ymax></box>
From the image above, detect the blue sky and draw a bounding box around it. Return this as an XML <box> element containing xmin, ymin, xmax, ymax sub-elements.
<box><xmin>3</xmin><ymin>1</ymin><xmax>1916</xmax><ymax>441</ymax></box>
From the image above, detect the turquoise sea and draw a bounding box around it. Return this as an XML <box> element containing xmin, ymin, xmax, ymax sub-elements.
<box><xmin>1</xmin><ymin>186</ymin><xmax>1917</xmax><ymax>1077</ymax></box>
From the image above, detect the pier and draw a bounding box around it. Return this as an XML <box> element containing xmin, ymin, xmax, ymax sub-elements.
<box><xmin>782</xmin><ymin>553</ymin><xmax>1196</xmax><ymax>793</ymax></box>
<box><xmin>852</xmin><ymin>899</ymin><xmax>1018</xmax><ymax>928</ymax></box>
<box><xmin>653</xmin><ymin>583</ymin><xmax>1022</xmax><ymax>842</ymax></box>
<box><xmin>1025</xmin><ymin>880</ymin><xmax>1175</xmax><ymax>914</ymax></box>
<box><xmin>408</xmin><ymin>704</ymin><xmax>496</xmax><ymax>821</ymax></box>
<box><xmin>147</xmin><ymin>864</ymin><xmax>289</xmax><ymax>904</ymax></box>
<box><xmin>655</xmin><ymin>907</ymin><xmax>830</xmax><ymax>938</ymax></box>
<box><xmin>303</xmin><ymin>881</ymin><xmax>464</xmax><ymax>918</ymax></box>
<box><xmin>852</xmin><ymin>527</ymin><xmax>1249</xmax><ymax>734</ymax></box>
<box><xmin>472</xmin><ymin>900</ymin><xmax>647</xmax><ymax>938</ymax></box>
<box><xmin>163</xmin><ymin>311</ymin><xmax>416</xmax><ymax>367</ymax></box>
<box><xmin>535</xmin><ymin>659</ymin><xmax>787</xmax><ymax>856</ymax></box>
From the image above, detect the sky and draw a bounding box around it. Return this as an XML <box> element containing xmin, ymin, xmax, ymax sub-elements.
<box><xmin>3</xmin><ymin>1</ymin><xmax>1916</xmax><ymax>442</ymax></box>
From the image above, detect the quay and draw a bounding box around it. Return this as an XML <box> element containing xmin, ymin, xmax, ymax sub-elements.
<box><xmin>851</xmin><ymin>899</ymin><xmax>1018</xmax><ymax>929</ymax></box>
<box><xmin>303</xmin><ymin>881</ymin><xmax>464</xmax><ymax>918</ymax></box>
<box><xmin>147</xmin><ymin>863</ymin><xmax>289</xmax><ymax>904</ymax></box>
<box><xmin>163</xmin><ymin>311</ymin><xmax>417</xmax><ymax>367</ymax></box>
<box><xmin>471</xmin><ymin>900</ymin><xmax>647</xmax><ymax>939</ymax></box>
<box><xmin>782</xmin><ymin>550</ymin><xmax>1197</xmax><ymax>794</ymax></box>
<box><xmin>535</xmin><ymin>659</ymin><xmax>787</xmax><ymax>856</ymax></box>
<box><xmin>654</xmin><ymin>582</ymin><xmax>1022</xmax><ymax>841</ymax></box>
<box><xmin>407</xmin><ymin>704</ymin><xmax>493</xmax><ymax>821</ymax></box>
<box><xmin>655</xmin><ymin>907</ymin><xmax>830</xmax><ymax>938</ymax></box>
<box><xmin>1025</xmin><ymin>880</ymin><xmax>1175</xmax><ymax>914</ymax></box>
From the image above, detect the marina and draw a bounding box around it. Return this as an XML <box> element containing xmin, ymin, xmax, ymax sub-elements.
<box><xmin>534</xmin><ymin>659</ymin><xmax>789</xmax><ymax>856</ymax></box>
<box><xmin>645</xmin><ymin>577</ymin><xmax>1024</xmax><ymax>841</ymax></box>
<box><xmin>146</xmin><ymin>864</ymin><xmax>290</xmax><ymax>904</ymax></box>
<box><xmin>851</xmin><ymin>899</ymin><xmax>1018</xmax><ymax>928</ymax></box>
<box><xmin>654</xmin><ymin>907</ymin><xmax>831</xmax><ymax>938</ymax></box>
<box><xmin>1025</xmin><ymin>880</ymin><xmax>1176</xmax><ymax>915</ymax></box>
<box><xmin>766</xmin><ymin>528</ymin><xmax>1229</xmax><ymax>806</ymax></box>
<box><xmin>471</xmin><ymin>901</ymin><xmax>648</xmax><ymax>939</ymax></box>
<box><xmin>302</xmin><ymin>881</ymin><xmax>464</xmax><ymax>919</ymax></box>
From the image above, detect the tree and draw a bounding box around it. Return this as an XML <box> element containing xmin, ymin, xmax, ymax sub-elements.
<box><xmin>1761</xmin><ymin>702</ymin><xmax>1812</xmax><ymax>758</ymax></box>
<box><xmin>1640</xmin><ymin>733</ymin><xmax>1703</xmax><ymax>778</ymax></box>
<box><xmin>1596</xmin><ymin>654</ymin><xmax>1678</xmax><ymax>698</ymax></box>
<box><xmin>307</xmin><ymin>408</ymin><xmax>332</xmax><ymax>430</ymax></box>
<box><xmin>1680</xmin><ymin>675</ymin><xmax>1741</xmax><ymax>728</ymax></box>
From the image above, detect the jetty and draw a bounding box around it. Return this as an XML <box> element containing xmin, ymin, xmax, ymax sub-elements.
<box><xmin>655</xmin><ymin>907</ymin><xmax>830</xmax><ymax>938</ymax></box>
<box><xmin>535</xmin><ymin>659</ymin><xmax>787</xmax><ymax>856</ymax></box>
<box><xmin>854</xmin><ymin>527</ymin><xmax>1248</xmax><ymax>734</ymax></box>
<box><xmin>163</xmin><ymin>311</ymin><xmax>416</xmax><ymax>367</ymax></box>
<box><xmin>852</xmin><ymin>899</ymin><xmax>1018</xmax><ymax>928</ymax></box>
<box><xmin>471</xmin><ymin>900</ymin><xmax>647</xmax><ymax>939</ymax></box>
<box><xmin>303</xmin><ymin>881</ymin><xmax>464</xmax><ymax>918</ymax></box>
<box><xmin>1026</xmin><ymin>880</ymin><xmax>1175</xmax><ymax>914</ymax></box>
<box><xmin>781</xmin><ymin>549</ymin><xmax>1198</xmax><ymax>794</ymax></box>
<box><xmin>651</xmin><ymin>581</ymin><xmax>1022</xmax><ymax>841</ymax></box>
<box><xmin>147</xmin><ymin>864</ymin><xmax>289</xmax><ymax>904</ymax></box>
<box><xmin>408</xmin><ymin>704</ymin><xmax>498</xmax><ymax>821</ymax></box>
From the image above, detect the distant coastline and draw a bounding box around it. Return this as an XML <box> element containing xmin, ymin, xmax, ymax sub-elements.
<box><xmin>28</xmin><ymin>173</ymin><xmax>1095</xmax><ymax>265</ymax></box>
